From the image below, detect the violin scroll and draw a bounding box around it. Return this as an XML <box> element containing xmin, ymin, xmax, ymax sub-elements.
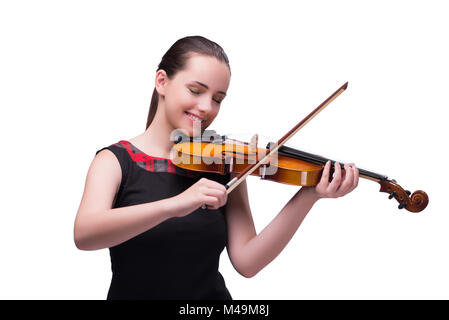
<box><xmin>379</xmin><ymin>180</ymin><xmax>429</xmax><ymax>212</ymax></box>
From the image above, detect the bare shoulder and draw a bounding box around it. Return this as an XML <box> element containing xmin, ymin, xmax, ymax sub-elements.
<box><xmin>91</xmin><ymin>149</ymin><xmax>122</xmax><ymax>179</ymax></box>
<box><xmin>77</xmin><ymin>149</ymin><xmax>122</xmax><ymax>214</ymax></box>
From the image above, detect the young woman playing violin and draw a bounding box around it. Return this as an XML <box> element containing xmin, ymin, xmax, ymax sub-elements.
<box><xmin>74</xmin><ymin>35</ymin><xmax>359</xmax><ymax>300</ymax></box>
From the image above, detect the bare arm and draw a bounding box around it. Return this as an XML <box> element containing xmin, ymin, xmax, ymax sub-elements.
<box><xmin>74</xmin><ymin>149</ymin><xmax>176</xmax><ymax>250</ymax></box>
<box><xmin>74</xmin><ymin>149</ymin><xmax>228</xmax><ymax>251</ymax></box>
<box><xmin>225</xmin><ymin>161</ymin><xmax>359</xmax><ymax>278</ymax></box>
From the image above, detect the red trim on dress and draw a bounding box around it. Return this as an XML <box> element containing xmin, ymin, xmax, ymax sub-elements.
<box><xmin>117</xmin><ymin>140</ymin><xmax>176</xmax><ymax>174</ymax></box>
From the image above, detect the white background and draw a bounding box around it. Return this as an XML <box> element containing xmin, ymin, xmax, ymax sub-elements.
<box><xmin>0</xmin><ymin>0</ymin><xmax>447</xmax><ymax>299</ymax></box>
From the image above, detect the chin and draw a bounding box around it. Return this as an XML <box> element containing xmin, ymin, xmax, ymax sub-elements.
<box><xmin>185</xmin><ymin>122</ymin><xmax>205</xmax><ymax>138</ymax></box>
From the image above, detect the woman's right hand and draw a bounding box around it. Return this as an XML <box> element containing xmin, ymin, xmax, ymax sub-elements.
<box><xmin>171</xmin><ymin>178</ymin><xmax>228</xmax><ymax>217</ymax></box>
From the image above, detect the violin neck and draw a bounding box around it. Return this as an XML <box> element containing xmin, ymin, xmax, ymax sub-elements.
<box><xmin>276</xmin><ymin>145</ymin><xmax>389</xmax><ymax>182</ymax></box>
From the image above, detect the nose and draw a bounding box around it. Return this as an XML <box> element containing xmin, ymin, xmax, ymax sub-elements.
<box><xmin>196</xmin><ymin>97</ymin><xmax>213</xmax><ymax>115</ymax></box>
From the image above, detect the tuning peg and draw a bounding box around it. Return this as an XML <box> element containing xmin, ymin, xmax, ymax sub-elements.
<box><xmin>398</xmin><ymin>201</ymin><xmax>407</xmax><ymax>209</ymax></box>
<box><xmin>405</xmin><ymin>190</ymin><xmax>411</xmax><ymax>196</ymax></box>
<box><xmin>388</xmin><ymin>191</ymin><xmax>397</xmax><ymax>199</ymax></box>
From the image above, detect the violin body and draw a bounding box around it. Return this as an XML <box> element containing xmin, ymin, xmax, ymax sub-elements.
<box><xmin>172</xmin><ymin>140</ymin><xmax>323</xmax><ymax>186</ymax></box>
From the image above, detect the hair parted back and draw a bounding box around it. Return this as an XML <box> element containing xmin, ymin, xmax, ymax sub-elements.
<box><xmin>146</xmin><ymin>35</ymin><xmax>231</xmax><ymax>129</ymax></box>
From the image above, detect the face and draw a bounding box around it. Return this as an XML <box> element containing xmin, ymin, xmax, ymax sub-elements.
<box><xmin>155</xmin><ymin>53</ymin><xmax>231</xmax><ymax>137</ymax></box>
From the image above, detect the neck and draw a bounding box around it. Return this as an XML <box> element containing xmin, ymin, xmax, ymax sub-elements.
<box><xmin>139</xmin><ymin>108</ymin><xmax>176</xmax><ymax>159</ymax></box>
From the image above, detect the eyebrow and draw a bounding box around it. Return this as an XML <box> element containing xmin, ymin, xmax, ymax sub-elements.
<box><xmin>193</xmin><ymin>81</ymin><xmax>227</xmax><ymax>96</ymax></box>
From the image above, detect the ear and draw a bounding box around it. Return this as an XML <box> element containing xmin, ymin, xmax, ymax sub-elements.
<box><xmin>155</xmin><ymin>70</ymin><xmax>169</xmax><ymax>96</ymax></box>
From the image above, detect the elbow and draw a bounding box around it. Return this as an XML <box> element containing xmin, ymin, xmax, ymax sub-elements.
<box><xmin>74</xmin><ymin>231</ymin><xmax>89</xmax><ymax>251</ymax></box>
<box><xmin>240</xmin><ymin>270</ymin><xmax>258</xmax><ymax>278</ymax></box>
<box><xmin>73</xmin><ymin>223</ymin><xmax>95</xmax><ymax>251</ymax></box>
<box><xmin>74</xmin><ymin>223</ymin><xmax>108</xmax><ymax>251</ymax></box>
<box><xmin>74</xmin><ymin>212</ymin><xmax>108</xmax><ymax>250</ymax></box>
<box><xmin>74</xmin><ymin>214</ymin><xmax>88</xmax><ymax>250</ymax></box>
<box><xmin>231</xmin><ymin>252</ymin><xmax>260</xmax><ymax>278</ymax></box>
<box><xmin>74</xmin><ymin>241</ymin><xmax>85</xmax><ymax>250</ymax></box>
<box><xmin>236</xmin><ymin>265</ymin><xmax>259</xmax><ymax>278</ymax></box>
<box><xmin>74</xmin><ymin>234</ymin><xmax>98</xmax><ymax>251</ymax></box>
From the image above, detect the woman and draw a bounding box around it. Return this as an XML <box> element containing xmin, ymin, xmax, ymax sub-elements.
<box><xmin>74</xmin><ymin>35</ymin><xmax>359</xmax><ymax>300</ymax></box>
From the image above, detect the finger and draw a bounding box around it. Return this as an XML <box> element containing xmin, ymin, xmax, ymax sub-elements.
<box><xmin>345</xmin><ymin>163</ymin><xmax>359</xmax><ymax>194</ymax></box>
<box><xmin>202</xmin><ymin>195</ymin><xmax>220</xmax><ymax>210</ymax></box>
<box><xmin>318</xmin><ymin>160</ymin><xmax>331</xmax><ymax>188</ymax></box>
<box><xmin>201</xmin><ymin>187</ymin><xmax>227</xmax><ymax>207</ymax></box>
<box><xmin>327</xmin><ymin>161</ymin><xmax>342</xmax><ymax>195</ymax></box>
<box><xmin>202</xmin><ymin>178</ymin><xmax>228</xmax><ymax>192</ymax></box>
<box><xmin>209</xmin><ymin>188</ymin><xmax>227</xmax><ymax>207</ymax></box>
<box><xmin>337</xmin><ymin>163</ymin><xmax>354</xmax><ymax>195</ymax></box>
<box><xmin>315</xmin><ymin>161</ymin><xmax>331</xmax><ymax>196</ymax></box>
<box><xmin>352</xmin><ymin>164</ymin><xmax>359</xmax><ymax>189</ymax></box>
<box><xmin>202</xmin><ymin>187</ymin><xmax>225</xmax><ymax>198</ymax></box>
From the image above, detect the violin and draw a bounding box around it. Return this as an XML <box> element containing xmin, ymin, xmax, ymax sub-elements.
<box><xmin>171</xmin><ymin>83</ymin><xmax>429</xmax><ymax>213</ymax></box>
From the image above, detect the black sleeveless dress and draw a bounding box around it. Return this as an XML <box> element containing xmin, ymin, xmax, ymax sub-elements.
<box><xmin>95</xmin><ymin>140</ymin><xmax>232</xmax><ymax>300</ymax></box>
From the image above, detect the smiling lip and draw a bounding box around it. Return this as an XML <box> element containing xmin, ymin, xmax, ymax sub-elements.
<box><xmin>185</xmin><ymin>112</ymin><xmax>204</xmax><ymax>122</ymax></box>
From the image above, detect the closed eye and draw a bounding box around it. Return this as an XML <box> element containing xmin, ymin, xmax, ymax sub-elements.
<box><xmin>188</xmin><ymin>87</ymin><xmax>200</xmax><ymax>95</ymax></box>
<box><xmin>189</xmin><ymin>87</ymin><xmax>223</xmax><ymax>104</ymax></box>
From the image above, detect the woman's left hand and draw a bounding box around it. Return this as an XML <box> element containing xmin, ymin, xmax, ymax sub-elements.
<box><xmin>313</xmin><ymin>160</ymin><xmax>359</xmax><ymax>199</ymax></box>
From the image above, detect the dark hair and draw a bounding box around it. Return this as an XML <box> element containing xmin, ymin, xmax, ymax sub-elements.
<box><xmin>146</xmin><ymin>35</ymin><xmax>231</xmax><ymax>129</ymax></box>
